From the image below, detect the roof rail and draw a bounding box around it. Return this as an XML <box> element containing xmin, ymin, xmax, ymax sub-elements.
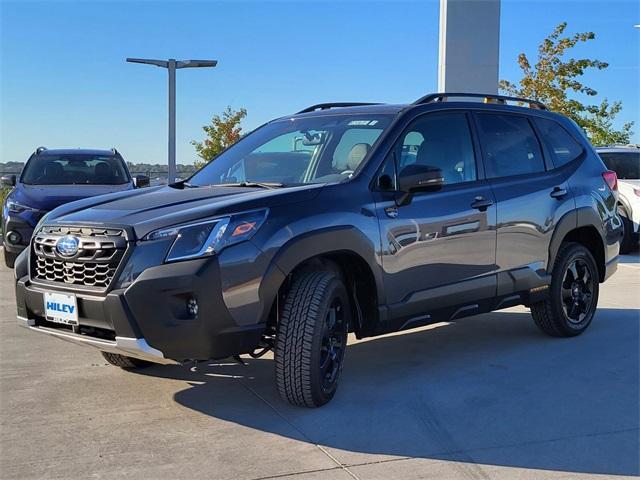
<box><xmin>599</xmin><ymin>143</ymin><xmax>640</xmax><ymax>149</ymax></box>
<box><xmin>414</xmin><ymin>92</ymin><xmax>547</xmax><ymax>111</ymax></box>
<box><xmin>111</xmin><ymin>148</ymin><xmax>119</xmax><ymax>155</ymax></box>
<box><xmin>35</xmin><ymin>146</ymin><xmax>47</xmax><ymax>155</ymax></box>
<box><xmin>297</xmin><ymin>102</ymin><xmax>382</xmax><ymax>114</ymax></box>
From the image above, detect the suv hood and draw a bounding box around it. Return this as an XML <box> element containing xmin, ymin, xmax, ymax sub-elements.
<box><xmin>12</xmin><ymin>183</ymin><xmax>133</xmax><ymax>212</ymax></box>
<box><xmin>45</xmin><ymin>183</ymin><xmax>324</xmax><ymax>239</ymax></box>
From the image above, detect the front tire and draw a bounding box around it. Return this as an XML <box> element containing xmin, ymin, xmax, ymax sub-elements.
<box><xmin>102</xmin><ymin>352</ymin><xmax>153</xmax><ymax>369</ymax></box>
<box><xmin>531</xmin><ymin>242</ymin><xmax>599</xmax><ymax>337</ymax></box>
<box><xmin>275</xmin><ymin>270</ymin><xmax>350</xmax><ymax>407</ymax></box>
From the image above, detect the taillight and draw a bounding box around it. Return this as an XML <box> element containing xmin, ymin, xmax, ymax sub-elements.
<box><xmin>602</xmin><ymin>170</ymin><xmax>618</xmax><ymax>191</ymax></box>
<box><xmin>634</xmin><ymin>188</ymin><xmax>640</xmax><ymax>198</ymax></box>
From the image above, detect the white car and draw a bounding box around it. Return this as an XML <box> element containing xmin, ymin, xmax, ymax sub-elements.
<box><xmin>597</xmin><ymin>146</ymin><xmax>640</xmax><ymax>253</ymax></box>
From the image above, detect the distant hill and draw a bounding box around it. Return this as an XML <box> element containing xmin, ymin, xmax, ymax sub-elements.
<box><xmin>0</xmin><ymin>162</ymin><xmax>24</xmax><ymax>173</ymax></box>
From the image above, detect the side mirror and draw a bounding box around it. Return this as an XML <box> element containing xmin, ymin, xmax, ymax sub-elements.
<box><xmin>1</xmin><ymin>174</ymin><xmax>16</xmax><ymax>187</ymax></box>
<box><xmin>396</xmin><ymin>164</ymin><xmax>444</xmax><ymax>206</ymax></box>
<box><xmin>133</xmin><ymin>175</ymin><xmax>150</xmax><ymax>188</ymax></box>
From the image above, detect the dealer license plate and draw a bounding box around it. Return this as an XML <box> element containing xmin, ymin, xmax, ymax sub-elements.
<box><xmin>44</xmin><ymin>292</ymin><xmax>79</xmax><ymax>326</ymax></box>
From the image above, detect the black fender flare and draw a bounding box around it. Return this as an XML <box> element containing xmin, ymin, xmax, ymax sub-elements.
<box><xmin>548</xmin><ymin>207</ymin><xmax>606</xmax><ymax>274</ymax></box>
<box><xmin>256</xmin><ymin>226</ymin><xmax>384</xmax><ymax>324</ymax></box>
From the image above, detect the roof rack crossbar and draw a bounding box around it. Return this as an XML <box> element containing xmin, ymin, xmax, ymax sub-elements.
<box><xmin>414</xmin><ymin>92</ymin><xmax>547</xmax><ymax>110</ymax></box>
<box><xmin>297</xmin><ymin>102</ymin><xmax>382</xmax><ymax>114</ymax></box>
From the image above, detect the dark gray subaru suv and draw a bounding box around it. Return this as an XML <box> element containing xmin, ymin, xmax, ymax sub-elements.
<box><xmin>14</xmin><ymin>93</ymin><xmax>622</xmax><ymax>407</ymax></box>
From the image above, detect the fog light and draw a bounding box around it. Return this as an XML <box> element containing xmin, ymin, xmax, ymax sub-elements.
<box><xmin>187</xmin><ymin>298</ymin><xmax>198</xmax><ymax>317</ymax></box>
<box><xmin>6</xmin><ymin>231</ymin><xmax>21</xmax><ymax>245</ymax></box>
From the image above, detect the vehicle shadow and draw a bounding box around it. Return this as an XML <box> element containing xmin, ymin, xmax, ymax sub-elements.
<box><xmin>138</xmin><ymin>308</ymin><xmax>639</xmax><ymax>476</ymax></box>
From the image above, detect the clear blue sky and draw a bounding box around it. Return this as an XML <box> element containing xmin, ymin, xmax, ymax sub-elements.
<box><xmin>1</xmin><ymin>0</ymin><xmax>638</xmax><ymax>166</ymax></box>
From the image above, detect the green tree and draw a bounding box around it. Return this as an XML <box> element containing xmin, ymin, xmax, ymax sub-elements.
<box><xmin>191</xmin><ymin>106</ymin><xmax>247</xmax><ymax>169</ymax></box>
<box><xmin>500</xmin><ymin>22</ymin><xmax>633</xmax><ymax>146</ymax></box>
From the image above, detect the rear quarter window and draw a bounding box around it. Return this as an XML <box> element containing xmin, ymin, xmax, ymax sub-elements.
<box><xmin>533</xmin><ymin>117</ymin><xmax>584</xmax><ymax>167</ymax></box>
<box><xmin>475</xmin><ymin>113</ymin><xmax>545</xmax><ymax>179</ymax></box>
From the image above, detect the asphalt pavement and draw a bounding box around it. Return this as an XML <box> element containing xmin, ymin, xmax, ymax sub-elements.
<box><xmin>1</xmin><ymin>252</ymin><xmax>638</xmax><ymax>479</ymax></box>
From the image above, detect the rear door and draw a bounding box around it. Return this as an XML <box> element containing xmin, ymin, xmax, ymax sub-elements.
<box><xmin>473</xmin><ymin>112</ymin><xmax>577</xmax><ymax>292</ymax></box>
<box><xmin>373</xmin><ymin>111</ymin><xmax>497</xmax><ymax>325</ymax></box>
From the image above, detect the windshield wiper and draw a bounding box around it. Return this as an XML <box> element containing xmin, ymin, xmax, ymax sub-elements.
<box><xmin>212</xmin><ymin>181</ymin><xmax>285</xmax><ymax>189</ymax></box>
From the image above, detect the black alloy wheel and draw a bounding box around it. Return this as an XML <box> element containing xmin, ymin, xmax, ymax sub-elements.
<box><xmin>319</xmin><ymin>298</ymin><xmax>347</xmax><ymax>394</ymax></box>
<box><xmin>561</xmin><ymin>258</ymin><xmax>595</xmax><ymax>324</ymax></box>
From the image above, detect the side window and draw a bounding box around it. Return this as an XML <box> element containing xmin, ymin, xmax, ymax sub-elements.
<box><xmin>533</xmin><ymin>117</ymin><xmax>584</xmax><ymax>167</ymax></box>
<box><xmin>397</xmin><ymin>112</ymin><xmax>477</xmax><ymax>185</ymax></box>
<box><xmin>476</xmin><ymin>114</ymin><xmax>545</xmax><ymax>179</ymax></box>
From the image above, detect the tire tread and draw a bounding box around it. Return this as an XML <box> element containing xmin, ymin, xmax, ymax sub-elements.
<box><xmin>101</xmin><ymin>351</ymin><xmax>151</xmax><ymax>369</ymax></box>
<box><xmin>275</xmin><ymin>270</ymin><xmax>334</xmax><ymax>407</ymax></box>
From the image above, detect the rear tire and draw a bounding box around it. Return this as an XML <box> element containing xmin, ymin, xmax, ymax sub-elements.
<box><xmin>3</xmin><ymin>250</ymin><xmax>16</xmax><ymax>268</ymax></box>
<box><xmin>275</xmin><ymin>270</ymin><xmax>350</xmax><ymax>407</ymax></box>
<box><xmin>101</xmin><ymin>352</ymin><xmax>153</xmax><ymax>369</ymax></box>
<box><xmin>531</xmin><ymin>242</ymin><xmax>599</xmax><ymax>337</ymax></box>
<box><xmin>618</xmin><ymin>205</ymin><xmax>637</xmax><ymax>254</ymax></box>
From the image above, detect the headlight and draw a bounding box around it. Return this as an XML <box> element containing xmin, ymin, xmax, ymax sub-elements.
<box><xmin>7</xmin><ymin>200</ymin><xmax>39</xmax><ymax>214</ymax></box>
<box><xmin>143</xmin><ymin>209</ymin><xmax>268</xmax><ymax>262</ymax></box>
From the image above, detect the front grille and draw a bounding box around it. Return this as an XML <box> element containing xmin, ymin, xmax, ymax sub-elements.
<box><xmin>31</xmin><ymin>226</ymin><xmax>128</xmax><ymax>290</ymax></box>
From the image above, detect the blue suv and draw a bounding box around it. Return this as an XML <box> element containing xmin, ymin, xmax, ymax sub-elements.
<box><xmin>2</xmin><ymin>147</ymin><xmax>148</xmax><ymax>267</ymax></box>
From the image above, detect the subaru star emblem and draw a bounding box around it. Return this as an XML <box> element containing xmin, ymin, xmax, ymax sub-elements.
<box><xmin>55</xmin><ymin>235</ymin><xmax>80</xmax><ymax>257</ymax></box>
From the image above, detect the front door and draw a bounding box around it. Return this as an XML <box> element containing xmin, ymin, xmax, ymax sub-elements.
<box><xmin>373</xmin><ymin>111</ymin><xmax>497</xmax><ymax>327</ymax></box>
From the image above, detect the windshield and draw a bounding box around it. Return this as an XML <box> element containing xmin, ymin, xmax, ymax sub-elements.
<box><xmin>21</xmin><ymin>154</ymin><xmax>130</xmax><ymax>185</ymax></box>
<box><xmin>188</xmin><ymin>113</ymin><xmax>393</xmax><ymax>187</ymax></box>
<box><xmin>599</xmin><ymin>152</ymin><xmax>640</xmax><ymax>180</ymax></box>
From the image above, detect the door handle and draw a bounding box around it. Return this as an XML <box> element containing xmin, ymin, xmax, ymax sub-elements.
<box><xmin>471</xmin><ymin>196</ymin><xmax>493</xmax><ymax>211</ymax></box>
<box><xmin>550</xmin><ymin>186</ymin><xmax>568</xmax><ymax>199</ymax></box>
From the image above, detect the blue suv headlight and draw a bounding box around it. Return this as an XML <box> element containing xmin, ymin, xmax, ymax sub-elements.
<box><xmin>143</xmin><ymin>209</ymin><xmax>268</xmax><ymax>262</ymax></box>
<box><xmin>7</xmin><ymin>200</ymin><xmax>40</xmax><ymax>214</ymax></box>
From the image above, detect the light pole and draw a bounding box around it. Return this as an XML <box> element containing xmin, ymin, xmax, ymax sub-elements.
<box><xmin>126</xmin><ymin>58</ymin><xmax>218</xmax><ymax>183</ymax></box>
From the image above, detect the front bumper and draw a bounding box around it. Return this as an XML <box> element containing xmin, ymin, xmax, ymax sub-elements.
<box><xmin>15</xmin><ymin>252</ymin><xmax>266</xmax><ymax>362</ymax></box>
<box><xmin>17</xmin><ymin>315</ymin><xmax>176</xmax><ymax>364</ymax></box>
